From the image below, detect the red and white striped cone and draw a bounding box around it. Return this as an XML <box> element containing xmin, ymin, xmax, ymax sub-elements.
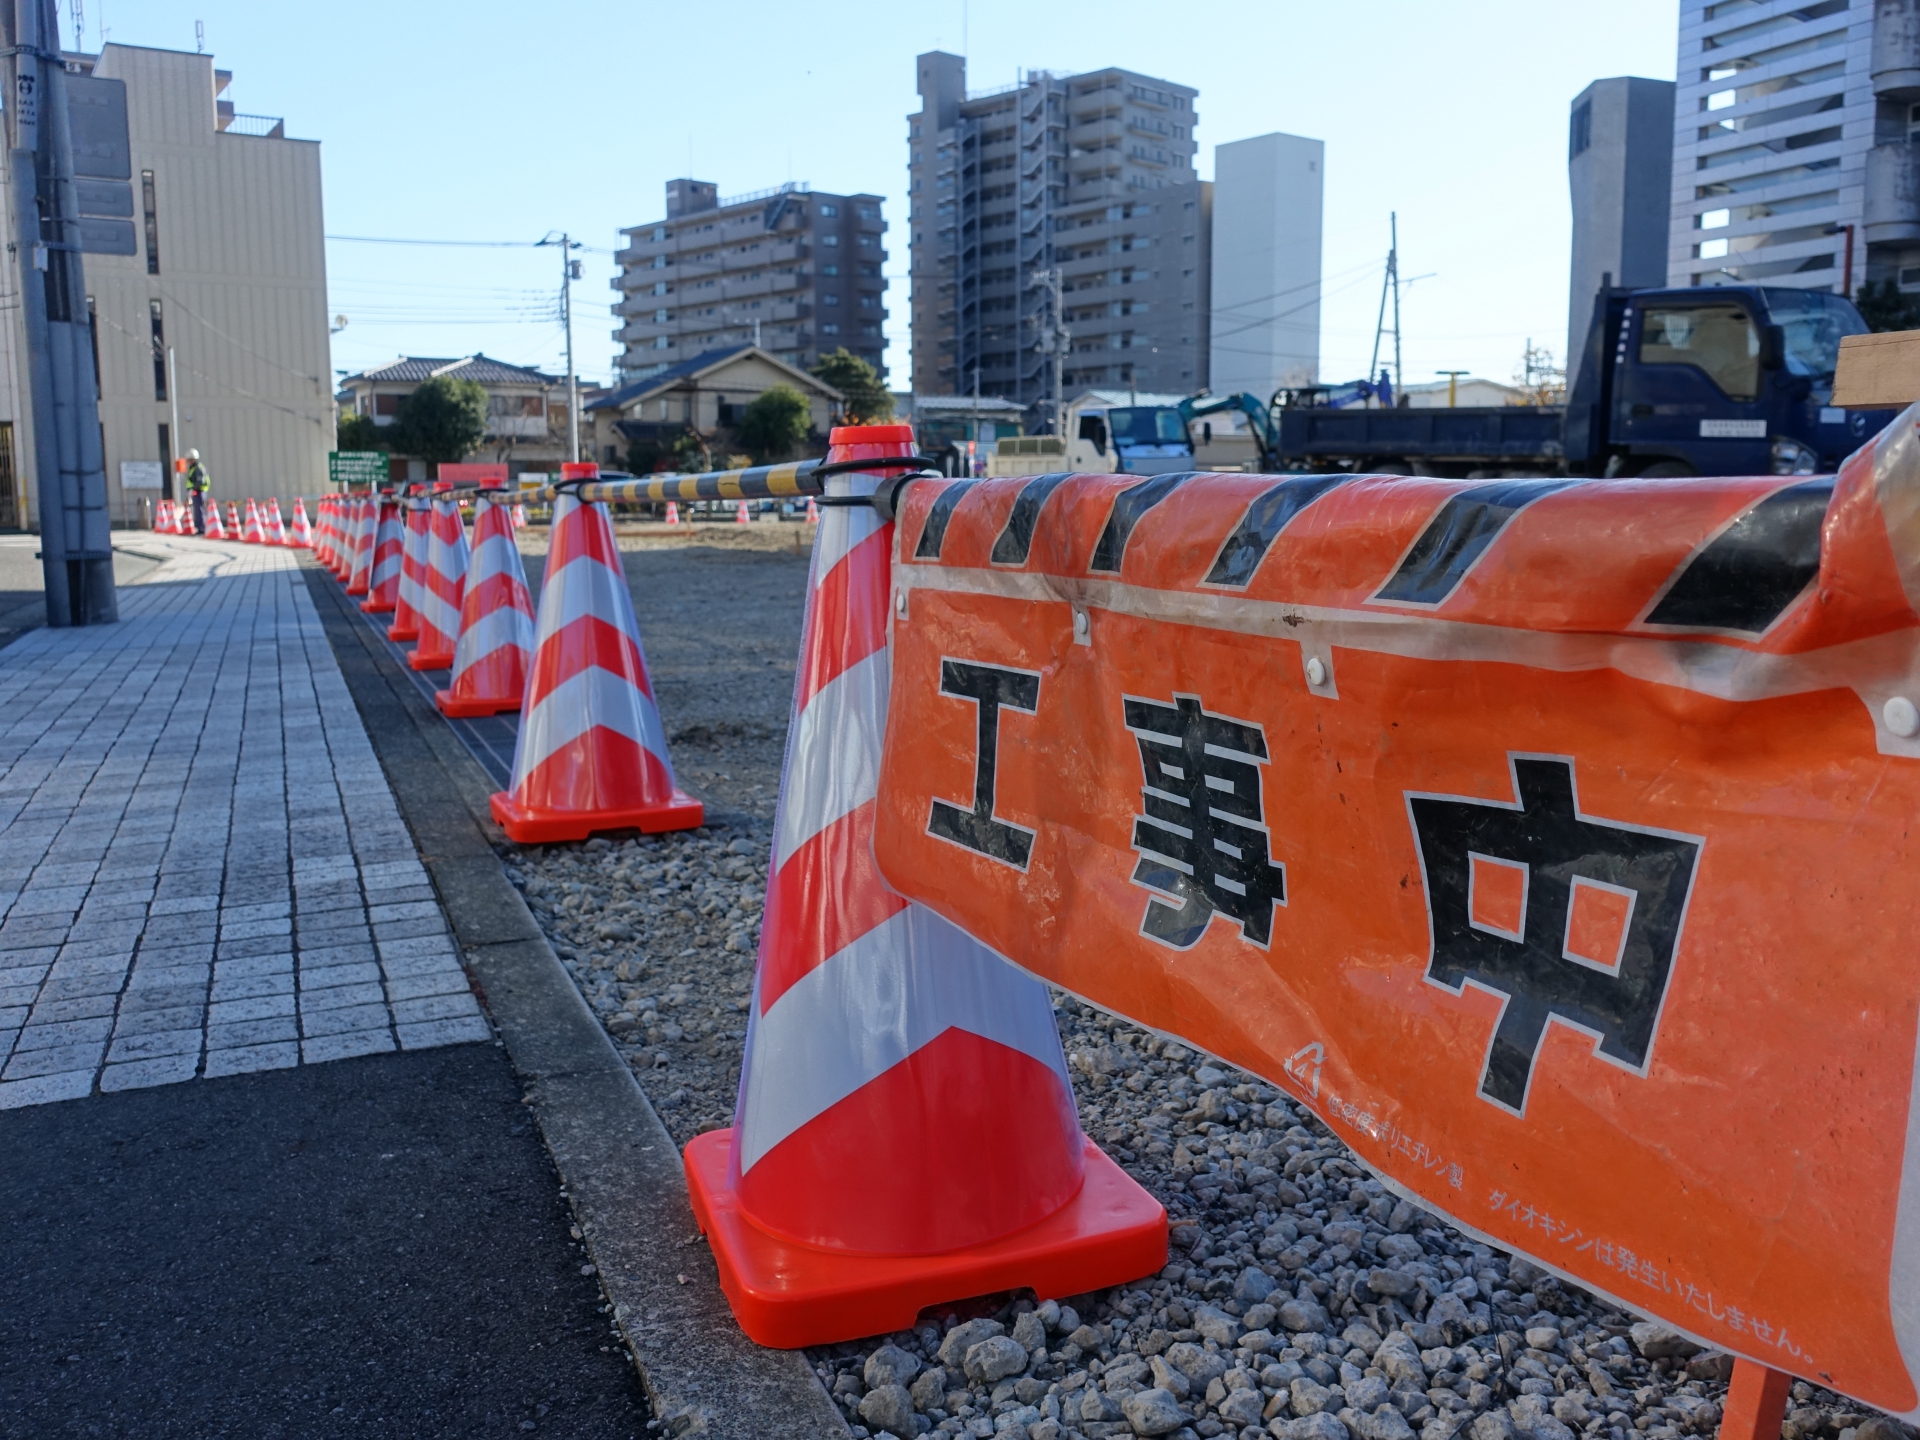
<box><xmin>225</xmin><ymin>501</ymin><xmax>243</xmax><ymax>538</ymax></box>
<box><xmin>155</xmin><ymin>500</ymin><xmax>172</xmax><ymax>534</ymax></box>
<box><xmin>734</xmin><ymin>499</ymin><xmax>750</xmax><ymax>525</ymax></box>
<box><xmin>332</xmin><ymin>497</ymin><xmax>357</xmax><ymax>576</ymax></box>
<box><xmin>387</xmin><ymin>494</ymin><xmax>430</xmax><ymax>642</ymax></box>
<box><xmin>242</xmin><ymin>498</ymin><xmax>265</xmax><ymax>544</ymax></box>
<box><xmin>683</xmin><ymin>425</ymin><xmax>1166</xmax><ymax>1348</ymax></box>
<box><xmin>436</xmin><ymin>488</ymin><xmax>536</xmax><ymax>717</ymax></box>
<box><xmin>313</xmin><ymin>498</ymin><xmax>330</xmax><ymax>564</ymax></box>
<box><xmin>488</xmin><ymin>466</ymin><xmax>702</xmax><ymax>842</ymax></box>
<box><xmin>512</xmin><ymin>502</ymin><xmax>528</xmax><ymax>529</ymax></box>
<box><xmin>290</xmin><ymin>498</ymin><xmax>313</xmax><ymax>548</ymax></box>
<box><xmin>265</xmin><ymin>498</ymin><xmax>290</xmax><ymax>546</ymax></box>
<box><xmin>204</xmin><ymin>500</ymin><xmax>228</xmax><ymax>541</ymax></box>
<box><xmin>664</xmin><ymin>501</ymin><xmax>680</xmax><ymax>526</ymax></box>
<box><xmin>359</xmin><ymin>497</ymin><xmax>405</xmax><ymax>613</ymax></box>
<box><xmin>408</xmin><ymin>491</ymin><xmax>469</xmax><ymax>670</ymax></box>
<box><xmin>805</xmin><ymin>496</ymin><xmax>817</xmax><ymax>524</ymax></box>
<box><xmin>345</xmin><ymin>495</ymin><xmax>379</xmax><ymax>596</ymax></box>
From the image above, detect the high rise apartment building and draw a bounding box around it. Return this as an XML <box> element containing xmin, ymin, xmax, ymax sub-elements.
<box><xmin>908</xmin><ymin>54</ymin><xmax>1209</xmax><ymax>426</ymax></box>
<box><xmin>1668</xmin><ymin>0</ymin><xmax>1920</xmax><ymax>297</ymax></box>
<box><xmin>1209</xmin><ymin>132</ymin><xmax>1323</xmax><ymax>399</ymax></box>
<box><xmin>612</xmin><ymin>180</ymin><xmax>887</xmax><ymax>385</ymax></box>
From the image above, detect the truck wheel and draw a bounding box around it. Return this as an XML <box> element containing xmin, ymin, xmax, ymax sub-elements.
<box><xmin>1637</xmin><ymin>460</ymin><xmax>1694</xmax><ymax>478</ymax></box>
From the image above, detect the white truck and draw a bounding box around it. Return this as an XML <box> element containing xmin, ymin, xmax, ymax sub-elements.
<box><xmin>987</xmin><ymin>394</ymin><xmax>1195</xmax><ymax>477</ymax></box>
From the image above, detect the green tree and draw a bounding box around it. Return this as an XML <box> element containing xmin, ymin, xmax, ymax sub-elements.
<box><xmin>625</xmin><ymin>438</ymin><xmax>668</xmax><ymax>474</ymax></box>
<box><xmin>671</xmin><ymin>428</ymin><xmax>711</xmax><ymax>473</ymax></box>
<box><xmin>737</xmin><ymin>385</ymin><xmax>811</xmax><ymax>464</ymax></box>
<box><xmin>811</xmin><ymin>347</ymin><xmax>894</xmax><ymax>424</ymax></box>
<box><xmin>390</xmin><ymin>376</ymin><xmax>488</xmax><ymax>465</ymax></box>
<box><xmin>1855</xmin><ymin>280</ymin><xmax>1920</xmax><ymax>334</ymax></box>
<box><xmin>336</xmin><ymin>412</ymin><xmax>385</xmax><ymax>451</ymax></box>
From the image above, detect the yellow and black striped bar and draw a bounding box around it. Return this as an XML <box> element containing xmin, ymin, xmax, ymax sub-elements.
<box><xmin>519</xmin><ymin>460</ymin><xmax>823</xmax><ymax>504</ymax></box>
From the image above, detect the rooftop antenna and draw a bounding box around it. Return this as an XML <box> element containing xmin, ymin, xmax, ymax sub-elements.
<box><xmin>194</xmin><ymin>18</ymin><xmax>203</xmax><ymax>52</ymax></box>
<box><xmin>72</xmin><ymin>0</ymin><xmax>82</xmax><ymax>52</ymax></box>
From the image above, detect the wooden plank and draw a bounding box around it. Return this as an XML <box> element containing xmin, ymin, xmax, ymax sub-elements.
<box><xmin>1831</xmin><ymin>329</ymin><xmax>1920</xmax><ymax>408</ymax></box>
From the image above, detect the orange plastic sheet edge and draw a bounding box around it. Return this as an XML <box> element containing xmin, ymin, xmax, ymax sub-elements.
<box><xmin>872</xmin><ymin>408</ymin><xmax>1920</xmax><ymax>1418</ymax></box>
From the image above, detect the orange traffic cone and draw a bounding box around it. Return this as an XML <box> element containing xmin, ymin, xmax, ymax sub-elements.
<box><xmin>205</xmin><ymin>499</ymin><xmax>228</xmax><ymax>540</ymax></box>
<box><xmin>488</xmin><ymin>466</ymin><xmax>701</xmax><ymax>841</ymax></box>
<box><xmin>408</xmin><ymin>490</ymin><xmax>469</xmax><ymax>670</ymax></box>
<box><xmin>226</xmin><ymin>501</ymin><xmax>242</xmax><ymax>538</ymax></box>
<box><xmin>682</xmin><ymin>424</ymin><xmax>1166</xmax><ymax>1348</ymax></box>
<box><xmin>291</xmin><ymin>498</ymin><xmax>313</xmax><ymax>548</ymax></box>
<box><xmin>512</xmin><ymin>502</ymin><xmax>528</xmax><ymax>529</ymax></box>
<box><xmin>155</xmin><ymin>500</ymin><xmax>171</xmax><ymax>534</ymax></box>
<box><xmin>359</xmin><ymin>497</ymin><xmax>404</xmax><ymax>612</ymax></box>
<box><xmin>345</xmin><ymin>495</ymin><xmax>378</xmax><ymax>595</ymax></box>
<box><xmin>436</xmin><ymin>487</ymin><xmax>535</xmax><ymax>717</ymax></box>
<box><xmin>265</xmin><ymin>498</ymin><xmax>290</xmax><ymax>545</ymax></box>
<box><xmin>388</xmin><ymin>494</ymin><xmax>430</xmax><ymax>641</ymax></box>
<box><xmin>242</xmin><ymin>498</ymin><xmax>264</xmax><ymax>544</ymax></box>
<box><xmin>805</xmin><ymin>496</ymin><xmax>818</xmax><ymax>524</ymax></box>
<box><xmin>664</xmin><ymin>501</ymin><xmax>679</xmax><ymax>526</ymax></box>
<box><xmin>734</xmin><ymin>499</ymin><xmax>750</xmax><ymax>525</ymax></box>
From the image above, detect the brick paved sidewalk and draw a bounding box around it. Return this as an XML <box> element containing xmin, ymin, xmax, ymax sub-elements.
<box><xmin>0</xmin><ymin>536</ymin><xmax>489</xmax><ymax>1108</ymax></box>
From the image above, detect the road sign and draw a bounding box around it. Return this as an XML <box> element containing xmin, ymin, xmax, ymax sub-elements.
<box><xmin>329</xmin><ymin>451</ymin><xmax>388</xmax><ymax>488</ymax></box>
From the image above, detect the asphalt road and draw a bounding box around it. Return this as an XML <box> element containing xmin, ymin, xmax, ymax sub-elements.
<box><xmin>0</xmin><ymin>535</ymin><xmax>164</xmax><ymax>650</ymax></box>
<box><xmin>0</xmin><ymin>1042</ymin><xmax>650</xmax><ymax>1439</ymax></box>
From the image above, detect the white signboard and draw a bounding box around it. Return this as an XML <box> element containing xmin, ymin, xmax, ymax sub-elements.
<box><xmin>1699</xmin><ymin>418</ymin><xmax>1767</xmax><ymax>439</ymax></box>
<box><xmin>120</xmin><ymin>460</ymin><xmax>164</xmax><ymax>490</ymax></box>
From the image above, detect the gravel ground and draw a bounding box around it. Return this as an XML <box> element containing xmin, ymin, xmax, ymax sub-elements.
<box><xmin>499</xmin><ymin>531</ymin><xmax>1901</xmax><ymax>1440</ymax></box>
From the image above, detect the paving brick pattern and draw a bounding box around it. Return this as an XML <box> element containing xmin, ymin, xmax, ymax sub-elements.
<box><xmin>0</xmin><ymin>539</ymin><xmax>489</xmax><ymax>1109</ymax></box>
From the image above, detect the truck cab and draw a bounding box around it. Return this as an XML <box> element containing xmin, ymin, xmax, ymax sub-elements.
<box><xmin>989</xmin><ymin>393</ymin><xmax>1195</xmax><ymax>477</ymax></box>
<box><xmin>1575</xmin><ymin>285</ymin><xmax>1886</xmax><ymax>477</ymax></box>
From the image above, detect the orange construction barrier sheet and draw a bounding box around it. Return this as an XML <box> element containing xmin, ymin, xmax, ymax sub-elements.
<box><xmin>873</xmin><ymin>411</ymin><xmax>1920</xmax><ymax>1418</ymax></box>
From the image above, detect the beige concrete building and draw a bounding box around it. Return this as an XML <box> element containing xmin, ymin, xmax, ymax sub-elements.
<box><xmin>0</xmin><ymin>42</ymin><xmax>331</xmax><ymax>527</ymax></box>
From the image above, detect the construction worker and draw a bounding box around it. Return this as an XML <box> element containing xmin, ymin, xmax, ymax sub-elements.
<box><xmin>183</xmin><ymin>449</ymin><xmax>210</xmax><ymax>534</ymax></box>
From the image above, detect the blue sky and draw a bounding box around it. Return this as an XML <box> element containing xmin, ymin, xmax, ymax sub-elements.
<box><xmin>105</xmin><ymin>0</ymin><xmax>1677</xmax><ymax>394</ymax></box>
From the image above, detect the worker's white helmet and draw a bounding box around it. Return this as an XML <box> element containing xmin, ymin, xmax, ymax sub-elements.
<box><xmin>187</xmin><ymin>449</ymin><xmax>200</xmax><ymax>460</ymax></box>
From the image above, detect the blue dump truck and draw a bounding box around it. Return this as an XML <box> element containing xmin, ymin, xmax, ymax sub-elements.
<box><xmin>1190</xmin><ymin>284</ymin><xmax>1893</xmax><ymax>478</ymax></box>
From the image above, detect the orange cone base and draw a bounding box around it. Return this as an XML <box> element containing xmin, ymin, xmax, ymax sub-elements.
<box><xmin>387</xmin><ymin>622</ymin><xmax>420</xmax><ymax>642</ymax></box>
<box><xmin>684</xmin><ymin>1129</ymin><xmax>1168</xmax><ymax>1349</ymax></box>
<box><xmin>408</xmin><ymin>648</ymin><xmax>455</xmax><ymax>671</ymax></box>
<box><xmin>488</xmin><ymin>787</ymin><xmax>703</xmax><ymax>843</ymax></box>
<box><xmin>360</xmin><ymin>597</ymin><xmax>396</xmax><ymax>614</ymax></box>
<box><xmin>433</xmin><ymin>689</ymin><xmax>522</xmax><ymax>718</ymax></box>
<box><xmin>345</xmin><ymin>583</ymin><xmax>370</xmax><ymax>597</ymax></box>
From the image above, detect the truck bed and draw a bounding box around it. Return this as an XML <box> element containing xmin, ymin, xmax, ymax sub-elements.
<box><xmin>1276</xmin><ymin>405</ymin><xmax>1565</xmax><ymax>466</ymax></box>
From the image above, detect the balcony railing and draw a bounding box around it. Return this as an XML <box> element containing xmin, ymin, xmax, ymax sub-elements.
<box><xmin>221</xmin><ymin>113</ymin><xmax>285</xmax><ymax>138</ymax></box>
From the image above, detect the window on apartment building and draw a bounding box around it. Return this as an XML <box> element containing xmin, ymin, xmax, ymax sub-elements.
<box><xmin>860</xmin><ymin>322</ymin><xmax>880</xmax><ymax>336</ymax></box>
<box><xmin>149</xmin><ymin>299</ymin><xmax>166</xmax><ymax>401</ymax></box>
<box><xmin>858</xmin><ymin>205</ymin><xmax>879</xmax><ymax>219</ymax></box>
<box><xmin>655</xmin><ymin>336</ymin><xmax>671</xmax><ymax>349</ymax></box>
<box><xmin>823</xmin><ymin>293</ymin><xmax>840</xmax><ymax>306</ymax></box>
<box><xmin>856</xmin><ymin>234</ymin><xmax>876</xmax><ymax>248</ymax></box>
<box><xmin>1699</xmin><ymin>208</ymin><xmax>1732</xmax><ymax>229</ymax></box>
<box><xmin>819</xmin><ymin>204</ymin><xmax>839</xmax><ymax>217</ymax></box>
<box><xmin>141</xmin><ymin>170</ymin><xmax>160</xmax><ymax>275</ymax></box>
<box><xmin>821</xmin><ymin>263</ymin><xmax>839</xmax><ymax>276</ymax></box>
<box><xmin>375</xmin><ymin>393</ymin><xmax>404</xmax><ymax>416</ymax></box>
<box><xmin>1570</xmin><ymin>101</ymin><xmax>1592</xmax><ymax>161</ymax></box>
<box><xmin>821</xmin><ymin>234</ymin><xmax>839</xmax><ymax>246</ymax></box>
<box><xmin>821</xmin><ymin>322</ymin><xmax>840</xmax><ymax>334</ymax></box>
<box><xmin>859</xmin><ymin>294</ymin><xmax>878</xmax><ymax>308</ymax></box>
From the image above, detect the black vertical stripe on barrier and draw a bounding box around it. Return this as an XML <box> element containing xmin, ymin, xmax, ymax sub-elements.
<box><xmin>913</xmin><ymin>481</ymin><xmax>979</xmax><ymax>560</ymax></box>
<box><xmin>1374</xmin><ymin>479</ymin><xmax>1577</xmax><ymax>606</ymax></box>
<box><xmin>1204</xmin><ymin>475</ymin><xmax>1349</xmax><ymax>588</ymax></box>
<box><xmin>1088</xmin><ymin>473</ymin><xmax>1196</xmax><ymax>574</ymax></box>
<box><xmin>1643</xmin><ymin>477</ymin><xmax>1833</xmax><ymax>635</ymax></box>
<box><xmin>989</xmin><ymin>473</ymin><xmax>1074</xmax><ymax>566</ymax></box>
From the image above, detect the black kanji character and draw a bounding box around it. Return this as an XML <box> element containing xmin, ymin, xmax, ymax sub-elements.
<box><xmin>1407</xmin><ymin>756</ymin><xmax>1701</xmax><ymax>1113</ymax></box>
<box><xmin>1125</xmin><ymin>694</ymin><xmax>1285</xmax><ymax>949</ymax></box>
<box><xmin>928</xmin><ymin>659</ymin><xmax>1040</xmax><ymax>868</ymax></box>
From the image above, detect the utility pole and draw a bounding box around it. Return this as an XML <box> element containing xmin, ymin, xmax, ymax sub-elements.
<box><xmin>539</xmin><ymin>231</ymin><xmax>583</xmax><ymax>464</ymax></box>
<box><xmin>167</xmin><ymin>346</ymin><xmax>179</xmax><ymax>500</ymax></box>
<box><xmin>1029</xmin><ymin>266</ymin><xmax>1068</xmax><ymax>436</ymax></box>
<box><xmin>7</xmin><ymin>0</ymin><xmax>116</xmax><ymax>624</ymax></box>
<box><xmin>1368</xmin><ymin>212</ymin><xmax>1403</xmax><ymax>406</ymax></box>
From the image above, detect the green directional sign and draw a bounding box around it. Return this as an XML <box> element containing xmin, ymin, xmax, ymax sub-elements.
<box><xmin>329</xmin><ymin>451</ymin><xmax>388</xmax><ymax>488</ymax></box>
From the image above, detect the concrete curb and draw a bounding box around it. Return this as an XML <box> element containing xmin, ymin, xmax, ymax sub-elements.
<box><xmin>302</xmin><ymin>561</ymin><xmax>850</xmax><ymax>1440</ymax></box>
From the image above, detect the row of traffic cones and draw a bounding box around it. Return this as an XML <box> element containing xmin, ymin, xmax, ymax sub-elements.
<box><xmin>321</xmin><ymin>444</ymin><xmax>1164</xmax><ymax>1353</ymax></box>
<box><xmin>313</xmin><ymin>477</ymin><xmax>697</xmax><ymax>837</ymax></box>
<box><xmin>154</xmin><ymin>495</ymin><xmax>311</xmax><ymax>546</ymax></box>
<box><xmin>657</xmin><ymin>498</ymin><xmax>817</xmax><ymax>528</ymax></box>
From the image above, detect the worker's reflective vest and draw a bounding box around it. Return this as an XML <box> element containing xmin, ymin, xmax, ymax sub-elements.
<box><xmin>184</xmin><ymin>461</ymin><xmax>209</xmax><ymax>494</ymax></box>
